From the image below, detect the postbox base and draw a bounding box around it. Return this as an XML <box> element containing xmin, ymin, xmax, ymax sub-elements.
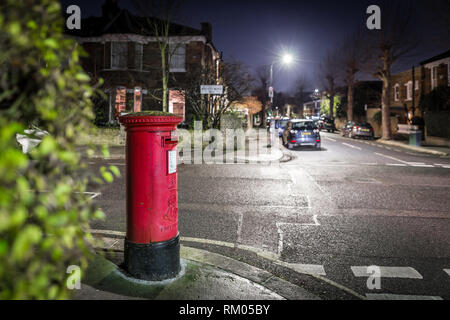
<box><xmin>124</xmin><ymin>235</ymin><xmax>180</xmax><ymax>281</ymax></box>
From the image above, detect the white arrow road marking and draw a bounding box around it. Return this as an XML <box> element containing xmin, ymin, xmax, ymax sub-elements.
<box><xmin>351</xmin><ymin>266</ymin><xmax>423</xmax><ymax>279</ymax></box>
<box><xmin>365</xmin><ymin>294</ymin><xmax>443</xmax><ymax>300</ymax></box>
<box><xmin>342</xmin><ymin>143</ymin><xmax>362</xmax><ymax>150</ymax></box>
<box><xmin>83</xmin><ymin>192</ymin><xmax>101</xmax><ymax>199</ymax></box>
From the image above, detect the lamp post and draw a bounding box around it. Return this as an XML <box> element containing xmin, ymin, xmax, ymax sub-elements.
<box><xmin>268</xmin><ymin>53</ymin><xmax>294</xmax><ymax>147</ymax></box>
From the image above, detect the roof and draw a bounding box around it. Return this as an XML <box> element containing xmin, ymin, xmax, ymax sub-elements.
<box><xmin>420</xmin><ymin>50</ymin><xmax>450</xmax><ymax>65</ymax></box>
<box><xmin>65</xmin><ymin>8</ymin><xmax>205</xmax><ymax>38</ymax></box>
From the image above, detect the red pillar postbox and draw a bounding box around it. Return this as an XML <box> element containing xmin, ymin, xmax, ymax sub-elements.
<box><xmin>119</xmin><ymin>113</ymin><xmax>183</xmax><ymax>281</ymax></box>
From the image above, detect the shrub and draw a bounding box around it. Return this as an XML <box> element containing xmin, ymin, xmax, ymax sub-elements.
<box><xmin>0</xmin><ymin>0</ymin><xmax>117</xmax><ymax>299</ymax></box>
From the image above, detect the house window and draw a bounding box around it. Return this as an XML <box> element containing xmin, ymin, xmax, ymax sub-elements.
<box><xmin>394</xmin><ymin>84</ymin><xmax>400</xmax><ymax>101</ymax></box>
<box><xmin>431</xmin><ymin>66</ymin><xmax>438</xmax><ymax>90</ymax></box>
<box><xmin>135</xmin><ymin>43</ymin><xmax>143</xmax><ymax>71</ymax></box>
<box><xmin>169</xmin><ymin>43</ymin><xmax>186</xmax><ymax>72</ymax></box>
<box><xmin>448</xmin><ymin>63</ymin><xmax>450</xmax><ymax>87</ymax></box>
<box><xmin>111</xmin><ymin>42</ymin><xmax>128</xmax><ymax>69</ymax></box>
<box><xmin>415</xmin><ymin>80</ymin><xmax>419</xmax><ymax>90</ymax></box>
<box><xmin>405</xmin><ymin>81</ymin><xmax>412</xmax><ymax>101</ymax></box>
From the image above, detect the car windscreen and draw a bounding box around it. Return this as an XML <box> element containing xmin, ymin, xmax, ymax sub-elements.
<box><xmin>292</xmin><ymin>122</ymin><xmax>316</xmax><ymax>131</ymax></box>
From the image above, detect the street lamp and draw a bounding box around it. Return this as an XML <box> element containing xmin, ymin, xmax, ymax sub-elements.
<box><xmin>268</xmin><ymin>53</ymin><xmax>295</xmax><ymax>147</ymax></box>
<box><xmin>269</xmin><ymin>53</ymin><xmax>295</xmax><ymax>113</ymax></box>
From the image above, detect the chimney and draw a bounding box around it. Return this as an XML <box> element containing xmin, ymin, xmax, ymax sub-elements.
<box><xmin>102</xmin><ymin>0</ymin><xmax>120</xmax><ymax>20</ymax></box>
<box><xmin>201</xmin><ymin>22</ymin><xmax>212</xmax><ymax>42</ymax></box>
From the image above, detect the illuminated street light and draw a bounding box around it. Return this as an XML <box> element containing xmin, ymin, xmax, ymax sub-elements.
<box><xmin>282</xmin><ymin>54</ymin><xmax>294</xmax><ymax>65</ymax></box>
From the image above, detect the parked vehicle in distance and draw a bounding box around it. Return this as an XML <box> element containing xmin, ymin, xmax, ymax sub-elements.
<box><xmin>348</xmin><ymin>122</ymin><xmax>374</xmax><ymax>139</ymax></box>
<box><xmin>287</xmin><ymin>120</ymin><xmax>321</xmax><ymax>150</ymax></box>
<box><xmin>322</xmin><ymin>117</ymin><xmax>336</xmax><ymax>133</ymax></box>
<box><xmin>341</xmin><ymin>121</ymin><xmax>357</xmax><ymax>137</ymax></box>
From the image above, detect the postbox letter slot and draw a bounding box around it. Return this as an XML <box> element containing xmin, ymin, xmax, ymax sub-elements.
<box><xmin>162</xmin><ymin>136</ymin><xmax>178</xmax><ymax>148</ymax></box>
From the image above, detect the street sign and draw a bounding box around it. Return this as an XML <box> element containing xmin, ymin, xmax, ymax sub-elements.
<box><xmin>201</xmin><ymin>85</ymin><xmax>223</xmax><ymax>95</ymax></box>
<box><xmin>268</xmin><ymin>86</ymin><xmax>274</xmax><ymax>98</ymax></box>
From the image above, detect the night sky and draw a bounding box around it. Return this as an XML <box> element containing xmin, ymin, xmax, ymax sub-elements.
<box><xmin>60</xmin><ymin>0</ymin><xmax>448</xmax><ymax>93</ymax></box>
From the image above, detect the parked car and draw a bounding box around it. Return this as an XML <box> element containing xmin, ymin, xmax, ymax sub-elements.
<box><xmin>287</xmin><ymin>120</ymin><xmax>321</xmax><ymax>150</ymax></box>
<box><xmin>347</xmin><ymin>122</ymin><xmax>374</xmax><ymax>139</ymax></box>
<box><xmin>322</xmin><ymin>117</ymin><xmax>336</xmax><ymax>133</ymax></box>
<box><xmin>341</xmin><ymin>121</ymin><xmax>357</xmax><ymax>137</ymax></box>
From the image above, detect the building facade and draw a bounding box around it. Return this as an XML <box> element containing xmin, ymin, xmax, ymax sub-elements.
<box><xmin>390</xmin><ymin>50</ymin><xmax>450</xmax><ymax>124</ymax></box>
<box><xmin>66</xmin><ymin>0</ymin><xmax>222</xmax><ymax>124</ymax></box>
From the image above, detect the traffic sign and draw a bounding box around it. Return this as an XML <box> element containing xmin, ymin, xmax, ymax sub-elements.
<box><xmin>201</xmin><ymin>85</ymin><xmax>223</xmax><ymax>95</ymax></box>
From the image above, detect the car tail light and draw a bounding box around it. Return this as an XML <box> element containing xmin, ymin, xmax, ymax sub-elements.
<box><xmin>290</xmin><ymin>140</ymin><xmax>296</xmax><ymax>144</ymax></box>
<box><xmin>316</xmin><ymin>139</ymin><xmax>321</xmax><ymax>143</ymax></box>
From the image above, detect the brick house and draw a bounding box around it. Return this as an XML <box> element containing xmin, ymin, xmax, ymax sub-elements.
<box><xmin>390</xmin><ymin>50</ymin><xmax>450</xmax><ymax>124</ymax></box>
<box><xmin>65</xmin><ymin>0</ymin><xmax>222</xmax><ymax>124</ymax></box>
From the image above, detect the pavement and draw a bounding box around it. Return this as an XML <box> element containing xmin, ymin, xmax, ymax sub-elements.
<box><xmin>376</xmin><ymin>138</ymin><xmax>450</xmax><ymax>157</ymax></box>
<box><xmin>72</xmin><ymin>233</ymin><xmax>320</xmax><ymax>300</ymax></box>
<box><xmin>81</xmin><ymin>130</ymin><xmax>450</xmax><ymax>300</ymax></box>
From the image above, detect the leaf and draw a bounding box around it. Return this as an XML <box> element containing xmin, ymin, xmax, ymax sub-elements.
<box><xmin>11</xmin><ymin>225</ymin><xmax>42</xmax><ymax>262</ymax></box>
<box><xmin>109</xmin><ymin>165</ymin><xmax>120</xmax><ymax>178</ymax></box>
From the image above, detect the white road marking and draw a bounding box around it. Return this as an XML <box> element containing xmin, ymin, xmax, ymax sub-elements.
<box><xmin>444</xmin><ymin>269</ymin><xmax>450</xmax><ymax>276</ymax></box>
<box><xmin>235</xmin><ymin>212</ymin><xmax>244</xmax><ymax>249</ymax></box>
<box><xmin>410</xmin><ymin>164</ymin><xmax>435</xmax><ymax>168</ymax></box>
<box><xmin>275</xmin><ymin>261</ymin><xmax>326</xmax><ymax>276</ymax></box>
<box><xmin>325</xmin><ymin>137</ymin><xmax>337</xmax><ymax>142</ymax></box>
<box><xmin>351</xmin><ymin>266</ymin><xmax>423</xmax><ymax>279</ymax></box>
<box><xmin>386</xmin><ymin>163</ymin><xmax>407</xmax><ymax>167</ymax></box>
<box><xmin>276</xmin><ymin>223</ymin><xmax>284</xmax><ymax>257</ymax></box>
<box><xmin>435</xmin><ymin>164</ymin><xmax>450</xmax><ymax>169</ymax></box>
<box><xmin>365</xmin><ymin>294</ymin><xmax>443</xmax><ymax>300</ymax></box>
<box><xmin>375</xmin><ymin>153</ymin><xmax>410</xmax><ymax>165</ymax></box>
<box><xmin>342</xmin><ymin>143</ymin><xmax>362</xmax><ymax>150</ymax></box>
<box><xmin>79</xmin><ymin>192</ymin><xmax>101</xmax><ymax>199</ymax></box>
<box><xmin>362</xmin><ymin>163</ymin><xmax>378</xmax><ymax>166</ymax></box>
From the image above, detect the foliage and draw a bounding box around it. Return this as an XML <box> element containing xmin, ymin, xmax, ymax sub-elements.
<box><xmin>231</xmin><ymin>97</ymin><xmax>262</xmax><ymax>115</ymax></box>
<box><xmin>321</xmin><ymin>96</ymin><xmax>341</xmax><ymax>118</ymax></box>
<box><xmin>419</xmin><ymin>86</ymin><xmax>450</xmax><ymax>112</ymax></box>
<box><xmin>0</xmin><ymin>0</ymin><xmax>118</xmax><ymax>299</ymax></box>
<box><xmin>181</xmin><ymin>60</ymin><xmax>254</xmax><ymax>129</ymax></box>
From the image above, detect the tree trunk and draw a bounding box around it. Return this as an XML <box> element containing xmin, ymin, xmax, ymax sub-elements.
<box><xmin>381</xmin><ymin>76</ymin><xmax>392</xmax><ymax>140</ymax></box>
<box><xmin>260</xmin><ymin>105</ymin><xmax>266</xmax><ymax>128</ymax></box>
<box><xmin>347</xmin><ymin>75</ymin><xmax>354</xmax><ymax>121</ymax></box>
<box><xmin>329</xmin><ymin>94</ymin><xmax>335</xmax><ymax>118</ymax></box>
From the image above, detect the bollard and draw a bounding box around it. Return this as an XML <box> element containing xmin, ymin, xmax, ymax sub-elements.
<box><xmin>119</xmin><ymin>113</ymin><xmax>183</xmax><ymax>281</ymax></box>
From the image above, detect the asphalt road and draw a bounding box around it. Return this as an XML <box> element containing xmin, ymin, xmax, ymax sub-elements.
<box><xmin>87</xmin><ymin>132</ymin><xmax>450</xmax><ymax>300</ymax></box>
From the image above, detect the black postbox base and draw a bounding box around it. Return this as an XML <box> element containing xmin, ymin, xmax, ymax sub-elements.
<box><xmin>124</xmin><ymin>235</ymin><xmax>180</xmax><ymax>281</ymax></box>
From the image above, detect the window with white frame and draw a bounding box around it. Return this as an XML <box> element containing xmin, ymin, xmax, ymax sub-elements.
<box><xmin>135</xmin><ymin>43</ymin><xmax>143</xmax><ymax>71</ymax></box>
<box><xmin>448</xmin><ymin>63</ymin><xmax>450</xmax><ymax>86</ymax></box>
<box><xmin>169</xmin><ymin>43</ymin><xmax>186</xmax><ymax>72</ymax></box>
<box><xmin>111</xmin><ymin>42</ymin><xmax>128</xmax><ymax>69</ymax></box>
<box><xmin>431</xmin><ymin>66</ymin><xmax>438</xmax><ymax>90</ymax></box>
<box><xmin>405</xmin><ymin>81</ymin><xmax>412</xmax><ymax>101</ymax></box>
<box><xmin>394</xmin><ymin>84</ymin><xmax>400</xmax><ymax>101</ymax></box>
